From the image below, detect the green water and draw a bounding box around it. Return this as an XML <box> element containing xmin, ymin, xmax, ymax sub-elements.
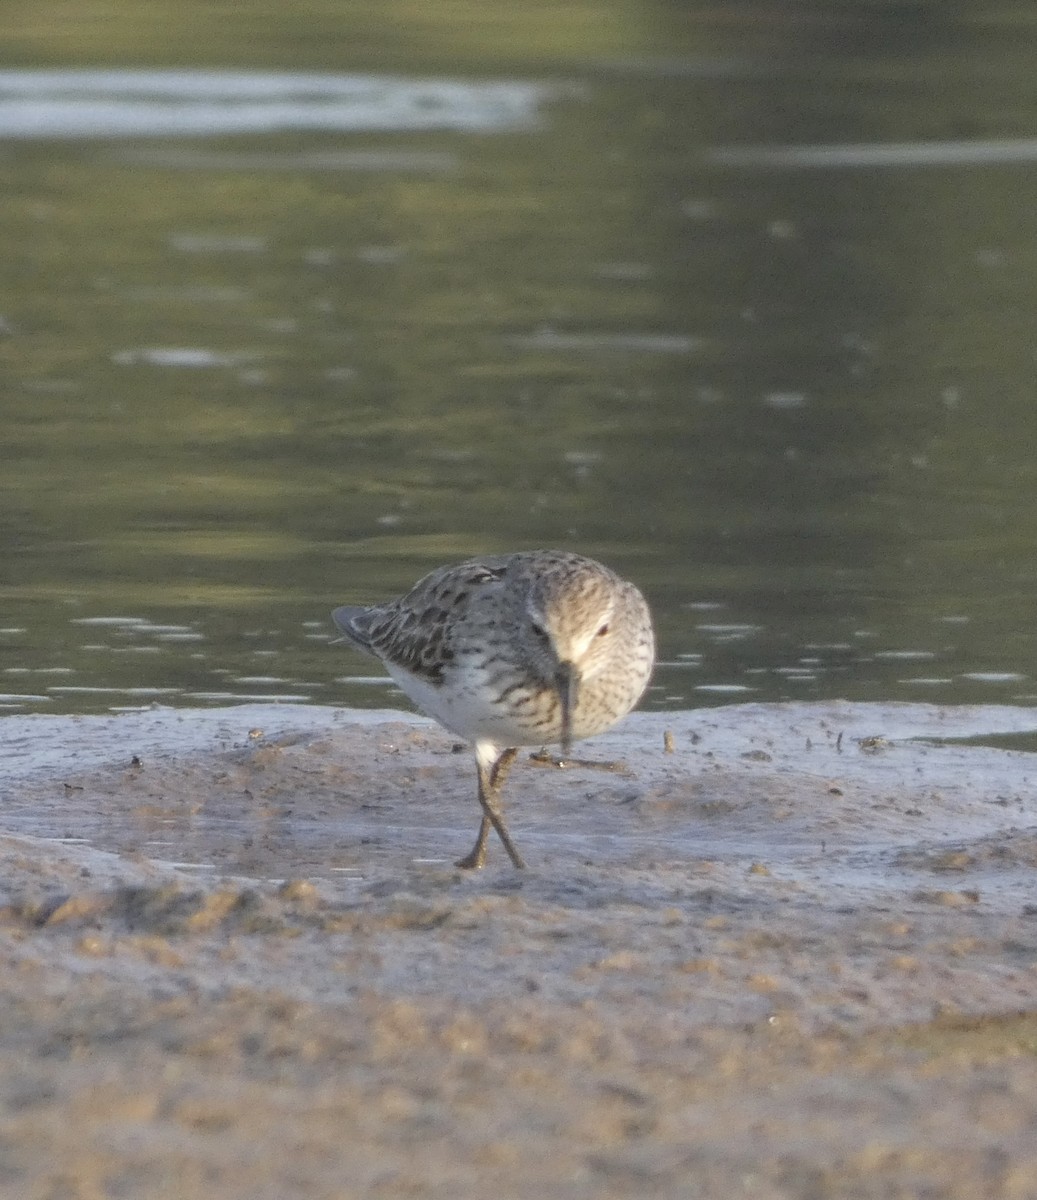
<box><xmin>3</xmin><ymin>2</ymin><xmax>1037</xmax><ymax>714</ymax></box>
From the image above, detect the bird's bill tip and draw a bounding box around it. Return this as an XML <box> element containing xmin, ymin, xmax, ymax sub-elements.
<box><xmin>555</xmin><ymin>660</ymin><xmax>580</xmax><ymax>758</ymax></box>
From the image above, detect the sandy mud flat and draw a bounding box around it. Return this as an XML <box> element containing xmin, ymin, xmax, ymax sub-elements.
<box><xmin>1</xmin><ymin>700</ymin><xmax>1037</xmax><ymax>1198</ymax></box>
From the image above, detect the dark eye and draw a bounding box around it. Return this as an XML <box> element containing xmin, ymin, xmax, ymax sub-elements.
<box><xmin>596</xmin><ymin>623</ymin><xmax>610</xmax><ymax>637</ymax></box>
<box><xmin>530</xmin><ymin>622</ymin><xmax>549</xmax><ymax>640</ymax></box>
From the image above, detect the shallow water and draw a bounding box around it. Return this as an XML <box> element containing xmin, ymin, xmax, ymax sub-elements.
<box><xmin>3</xmin><ymin>5</ymin><xmax>1037</xmax><ymax>715</ymax></box>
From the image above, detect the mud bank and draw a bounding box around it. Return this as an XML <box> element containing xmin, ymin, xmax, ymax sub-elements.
<box><xmin>1</xmin><ymin>701</ymin><xmax>1036</xmax><ymax>1198</ymax></box>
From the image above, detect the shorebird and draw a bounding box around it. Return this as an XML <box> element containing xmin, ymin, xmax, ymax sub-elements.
<box><xmin>332</xmin><ymin>550</ymin><xmax>654</xmax><ymax>868</ymax></box>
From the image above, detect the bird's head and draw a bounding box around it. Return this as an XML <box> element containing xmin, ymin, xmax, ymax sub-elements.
<box><xmin>524</xmin><ymin>569</ymin><xmax>618</xmax><ymax>756</ymax></box>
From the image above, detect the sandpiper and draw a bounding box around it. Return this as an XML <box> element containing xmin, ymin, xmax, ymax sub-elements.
<box><xmin>332</xmin><ymin>550</ymin><xmax>654</xmax><ymax>868</ymax></box>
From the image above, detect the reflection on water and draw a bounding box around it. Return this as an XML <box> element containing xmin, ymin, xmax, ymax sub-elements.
<box><xmin>111</xmin><ymin>347</ymin><xmax>262</xmax><ymax>368</ymax></box>
<box><xmin>506</xmin><ymin>329</ymin><xmax>701</xmax><ymax>354</ymax></box>
<box><xmin>0</xmin><ymin>70</ymin><xmax>557</xmax><ymax>137</ymax></box>
<box><xmin>3</xmin><ymin>7</ymin><xmax>1037</xmax><ymax>717</ymax></box>
<box><xmin>710</xmin><ymin>138</ymin><xmax>1037</xmax><ymax>168</ymax></box>
<box><xmin>116</xmin><ymin>147</ymin><xmax>460</xmax><ymax>173</ymax></box>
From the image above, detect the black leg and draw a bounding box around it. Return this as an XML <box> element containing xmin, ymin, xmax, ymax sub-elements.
<box><xmin>456</xmin><ymin>814</ymin><xmax>491</xmax><ymax>870</ymax></box>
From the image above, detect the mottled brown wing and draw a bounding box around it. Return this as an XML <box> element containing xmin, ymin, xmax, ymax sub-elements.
<box><xmin>332</xmin><ymin>559</ymin><xmax>509</xmax><ymax>686</ymax></box>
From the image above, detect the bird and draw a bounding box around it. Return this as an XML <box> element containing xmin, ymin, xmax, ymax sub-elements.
<box><xmin>331</xmin><ymin>550</ymin><xmax>655</xmax><ymax>868</ymax></box>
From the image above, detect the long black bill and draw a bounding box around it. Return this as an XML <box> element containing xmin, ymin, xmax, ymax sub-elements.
<box><xmin>555</xmin><ymin>661</ymin><xmax>580</xmax><ymax>759</ymax></box>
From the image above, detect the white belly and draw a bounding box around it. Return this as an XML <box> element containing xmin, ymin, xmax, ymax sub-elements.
<box><xmin>384</xmin><ymin>657</ymin><xmax>638</xmax><ymax>749</ymax></box>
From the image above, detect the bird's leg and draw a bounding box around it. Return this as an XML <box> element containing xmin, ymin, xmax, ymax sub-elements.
<box><xmin>490</xmin><ymin>745</ymin><xmax>519</xmax><ymax>792</ymax></box>
<box><xmin>456</xmin><ymin>817</ymin><xmax>491</xmax><ymax>870</ymax></box>
<box><xmin>456</xmin><ymin>747</ymin><xmax>524</xmax><ymax>869</ymax></box>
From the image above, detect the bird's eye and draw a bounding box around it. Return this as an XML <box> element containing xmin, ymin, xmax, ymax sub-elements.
<box><xmin>596</xmin><ymin>623</ymin><xmax>610</xmax><ymax>637</ymax></box>
<box><xmin>530</xmin><ymin>622</ymin><xmax>549</xmax><ymax>640</ymax></box>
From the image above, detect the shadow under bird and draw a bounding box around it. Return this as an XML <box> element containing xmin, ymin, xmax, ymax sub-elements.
<box><xmin>331</xmin><ymin>550</ymin><xmax>655</xmax><ymax>868</ymax></box>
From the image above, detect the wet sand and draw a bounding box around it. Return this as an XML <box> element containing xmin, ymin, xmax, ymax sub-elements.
<box><xmin>2</xmin><ymin>700</ymin><xmax>1037</xmax><ymax>1198</ymax></box>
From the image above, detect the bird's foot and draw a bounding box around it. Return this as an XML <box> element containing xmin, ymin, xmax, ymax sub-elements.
<box><xmin>527</xmin><ymin>750</ymin><xmax>631</xmax><ymax>775</ymax></box>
